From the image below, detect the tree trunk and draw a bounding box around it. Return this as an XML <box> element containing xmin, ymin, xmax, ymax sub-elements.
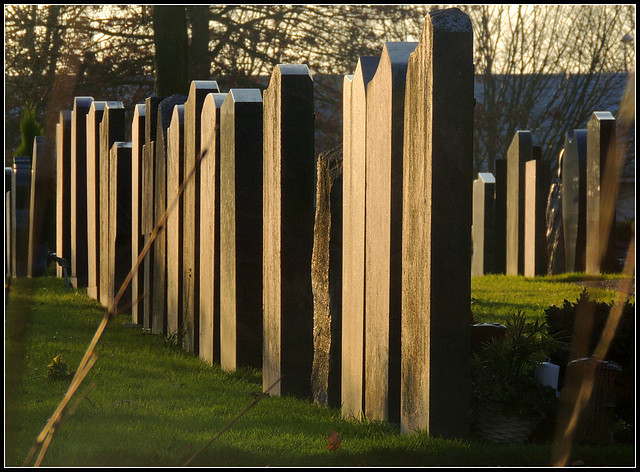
<box><xmin>187</xmin><ymin>6</ymin><xmax>211</xmax><ymax>81</ymax></box>
<box><xmin>153</xmin><ymin>6</ymin><xmax>189</xmax><ymax>96</ymax></box>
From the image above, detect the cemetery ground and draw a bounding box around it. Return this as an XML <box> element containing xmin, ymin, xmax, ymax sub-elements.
<box><xmin>5</xmin><ymin>271</ymin><xmax>634</xmax><ymax>467</ymax></box>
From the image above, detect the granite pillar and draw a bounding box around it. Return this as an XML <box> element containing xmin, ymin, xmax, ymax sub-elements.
<box><xmin>56</xmin><ymin>110</ymin><xmax>72</xmax><ymax>279</ymax></box>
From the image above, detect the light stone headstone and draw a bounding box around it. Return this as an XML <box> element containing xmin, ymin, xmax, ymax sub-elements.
<box><xmin>263</xmin><ymin>64</ymin><xmax>315</xmax><ymax>398</ymax></box>
<box><xmin>70</xmin><ymin>97</ymin><xmax>94</xmax><ymax>288</ymax></box>
<box><xmin>131</xmin><ymin>104</ymin><xmax>146</xmax><ymax>324</ymax></box>
<box><xmin>524</xmin><ymin>159</ymin><xmax>550</xmax><ymax>277</ymax></box>
<box><xmin>561</xmin><ymin>129</ymin><xmax>587</xmax><ymax>273</ymax></box>
<box><xmin>86</xmin><ymin>101</ymin><xmax>107</xmax><ymax>300</ymax></box>
<box><xmin>199</xmin><ymin>92</ymin><xmax>227</xmax><ymax>365</ymax></box>
<box><xmin>400</xmin><ymin>7</ymin><xmax>474</xmax><ymax>437</ymax></box>
<box><xmin>56</xmin><ymin>110</ymin><xmax>72</xmax><ymax>279</ymax></box>
<box><xmin>585</xmin><ymin>111</ymin><xmax>618</xmax><ymax>274</ymax></box>
<box><xmin>28</xmin><ymin>136</ymin><xmax>56</xmax><ymax>277</ymax></box>
<box><xmin>471</xmin><ymin>172</ymin><xmax>496</xmax><ymax>277</ymax></box>
<box><xmin>341</xmin><ymin>56</ymin><xmax>379</xmax><ymax>420</ymax></box>
<box><xmin>183</xmin><ymin>80</ymin><xmax>220</xmax><ymax>355</ymax></box>
<box><xmin>364</xmin><ymin>41</ymin><xmax>417</xmax><ymax>424</ymax></box>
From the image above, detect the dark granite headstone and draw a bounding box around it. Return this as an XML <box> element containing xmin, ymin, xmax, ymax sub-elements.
<box><xmin>400</xmin><ymin>8</ymin><xmax>474</xmax><ymax>437</ymax></box>
<box><xmin>199</xmin><ymin>92</ymin><xmax>227</xmax><ymax>365</ymax></box>
<box><xmin>219</xmin><ymin>89</ymin><xmax>264</xmax><ymax>371</ymax></box>
<box><xmin>131</xmin><ymin>104</ymin><xmax>146</xmax><ymax>324</ymax></box>
<box><xmin>341</xmin><ymin>56</ymin><xmax>379</xmax><ymax>420</ymax></box>
<box><xmin>28</xmin><ymin>137</ymin><xmax>56</xmax><ymax>277</ymax></box>
<box><xmin>263</xmin><ymin>64</ymin><xmax>315</xmax><ymax>398</ymax></box>
<box><xmin>6</xmin><ymin>168</ymin><xmax>13</xmax><ymax>282</ymax></box>
<box><xmin>546</xmin><ymin>150</ymin><xmax>566</xmax><ymax>275</ymax></box>
<box><xmin>585</xmin><ymin>112</ymin><xmax>618</xmax><ymax>274</ymax></box>
<box><xmin>561</xmin><ymin>129</ymin><xmax>587</xmax><ymax>273</ymax></box>
<box><xmin>364</xmin><ymin>41</ymin><xmax>416</xmax><ymax>424</ymax></box>
<box><xmin>11</xmin><ymin>156</ymin><xmax>31</xmax><ymax>277</ymax></box>
<box><xmin>56</xmin><ymin>110</ymin><xmax>72</xmax><ymax>279</ymax></box>
<box><xmin>494</xmin><ymin>158</ymin><xmax>507</xmax><ymax>274</ymax></box>
<box><xmin>183</xmin><ymin>80</ymin><xmax>220</xmax><ymax>355</ymax></box>
<box><xmin>472</xmin><ymin>172</ymin><xmax>496</xmax><ymax>276</ymax></box>
<box><xmin>86</xmin><ymin>101</ymin><xmax>107</xmax><ymax>300</ymax></box>
<box><xmin>524</xmin><ymin>159</ymin><xmax>550</xmax><ymax>277</ymax></box>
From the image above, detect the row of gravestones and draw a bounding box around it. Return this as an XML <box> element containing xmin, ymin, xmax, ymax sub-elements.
<box><xmin>20</xmin><ymin>9</ymin><xmax>474</xmax><ymax>438</ymax></box>
<box><xmin>471</xmin><ymin>112</ymin><xmax>619</xmax><ymax>278</ymax></box>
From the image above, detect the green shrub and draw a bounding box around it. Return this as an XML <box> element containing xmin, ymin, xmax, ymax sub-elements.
<box><xmin>13</xmin><ymin>104</ymin><xmax>44</xmax><ymax>162</ymax></box>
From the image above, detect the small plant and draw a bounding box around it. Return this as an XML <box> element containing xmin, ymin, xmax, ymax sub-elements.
<box><xmin>45</xmin><ymin>355</ymin><xmax>75</xmax><ymax>381</ymax></box>
<box><xmin>14</xmin><ymin>104</ymin><xmax>44</xmax><ymax>161</ymax></box>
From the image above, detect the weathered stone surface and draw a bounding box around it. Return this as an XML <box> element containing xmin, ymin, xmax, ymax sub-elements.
<box><xmin>506</xmin><ymin>130</ymin><xmax>533</xmax><ymax>276</ymax></box>
<box><xmin>546</xmin><ymin>150</ymin><xmax>565</xmax><ymax>275</ymax></box>
<box><xmin>199</xmin><ymin>92</ymin><xmax>227</xmax><ymax>365</ymax></box>
<box><xmin>219</xmin><ymin>89</ymin><xmax>264</xmax><ymax>371</ymax></box>
<box><xmin>166</xmin><ymin>103</ymin><xmax>186</xmax><ymax>338</ymax></box>
<box><xmin>263</xmin><ymin>64</ymin><xmax>315</xmax><ymax>398</ymax></box>
<box><xmin>56</xmin><ymin>110</ymin><xmax>72</xmax><ymax>279</ymax></box>
<box><xmin>364</xmin><ymin>41</ymin><xmax>416</xmax><ymax>424</ymax></box>
<box><xmin>131</xmin><ymin>103</ymin><xmax>145</xmax><ymax>324</ymax></box>
<box><xmin>28</xmin><ymin>137</ymin><xmax>56</xmax><ymax>277</ymax></box>
<box><xmin>70</xmin><ymin>97</ymin><xmax>94</xmax><ymax>288</ymax></box>
<box><xmin>585</xmin><ymin>111</ymin><xmax>618</xmax><ymax>274</ymax></box>
<box><xmin>108</xmin><ymin>141</ymin><xmax>133</xmax><ymax>312</ymax></box>
<box><xmin>311</xmin><ymin>144</ymin><xmax>343</xmax><ymax>408</ymax></box>
<box><xmin>11</xmin><ymin>156</ymin><xmax>30</xmax><ymax>277</ymax></box>
<box><xmin>400</xmin><ymin>8</ymin><xmax>474</xmax><ymax>437</ymax></box>
<box><xmin>341</xmin><ymin>56</ymin><xmax>379</xmax><ymax>420</ymax></box>
<box><xmin>494</xmin><ymin>158</ymin><xmax>507</xmax><ymax>274</ymax></box>
<box><xmin>183</xmin><ymin>80</ymin><xmax>220</xmax><ymax>355</ymax></box>
<box><xmin>524</xmin><ymin>159</ymin><xmax>550</xmax><ymax>277</ymax></box>
<box><xmin>86</xmin><ymin>101</ymin><xmax>107</xmax><ymax>299</ymax></box>
<box><xmin>99</xmin><ymin>101</ymin><xmax>125</xmax><ymax>306</ymax></box>
<box><xmin>561</xmin><ymin>129</ymin><xmax>587</xmax><ymax>273</ymax></box>
<box><xmin>472</xmin><ymin>172</ymin><xmax>496</xmax><ymax>276</ymax></box>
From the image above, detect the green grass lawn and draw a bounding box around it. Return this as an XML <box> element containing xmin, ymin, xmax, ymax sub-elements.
<box><xmin>4</xmin><ymin>274</ymin><xmax>635</xmax><ymax>467</ymax></box>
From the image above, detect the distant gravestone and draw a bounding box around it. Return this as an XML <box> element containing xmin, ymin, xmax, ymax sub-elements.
<box><xmin>108</xmin><ymin>141</ymin><xmax>133</xmax><ymax>312</ymax></box>
<box><xmin>157</xmin><ymin>94</ymin><xmax>187</xmax><ymax>335</ymax></box>
<box><xmin>99</xmin><ymin>102</ymin><xmax>125</xmax><ymax>306</ymax></box>
<box><xmin>472</xmin><ymin>172</ymin><xmax>496</xmax><ymax>276</ymax></box>
<box><xmin>364</xmin><ymin>41</ymin><xmax>416</xmax><ymax>424</ymax></box>
<box><xmin>524</xmin><ymin>159</ymin><xmax>550</xmax><ymax>277</ymax></box>
<box><xmin>585</xmin><ymin>112</ymin><xmax>618</xmax><ymax>274</ymax></box>
<box><xmin>219</xmin><ymin>89</ymin><xmax>264</xmax><ymax>371</ymax></box>
<box><xmin>56</xmin><ymin>110</ymin><xmax>72</xmax><ymax>279</ymax></box>
<box><xmin>131</xmin><ymin>104</ymin><xmax>146</xmax><ymax>324</ymax></box>
<box><xmin>341</xmin><ymin>56</ymin><xmax>379</xmax><ymax>420</ymax></box>
<box><xmin>506</xmin><ymin>130</ymin><xmax>533</xmax><ymax>276</ymax></box>
<box><xmin>28</xmin><ymin>136</ymin><xmax>56</xmax><ymax>277</ymax></box>
<box><xmin>183</xmin><ymin>80</ymin><xmax>220</xmax><ymax>355</ymax></box>
<box><xmin>263</xmin><ymin>64</ymin><xmax>315</xmax><ymax>398</ymax></box>
<box><xmin>70</xmin><ymin>97</ymin><xmax>94</xmax><ymax>288</ymax></box>
<box><xmin>494</xmin><ymin>158</ymin><xmax>507</xmax><ymax>274</ymax></box>
<box><xmin>86</xmin><ymin>101</ymin><xmax>107</xmax><ymax>300</ymax></box>
<box><xmin>400</xmin><ymin>8</ymin><xmax>474</xmax><ymax>437</ymax></box>
<box><xmin>561</xmin><ymin>129</ymin><xmax>587</xmax><ymax>273</ymax></box>
<box><xmin>6</xmin><ymin>168</ymin><xmax>13</xmax><ymax>281</ymax></box>
<box><xmin>166</xmin><ymin>103</ymin><xmax>186</xmax><ymax>338</ymax></box>
<box><xmin>199</xmin><ymin>92</ymin><xmax>227</xmax><ymax>365</ymax></box>
<box><xmin>311</xmin><ymin>144</ymin><xmax>343</xmax><ymax>408</ymax></box>
<box><xmin>11</xmin><ymin>156</ymin><xmax>31</xmax><ymax>277</ymax></box>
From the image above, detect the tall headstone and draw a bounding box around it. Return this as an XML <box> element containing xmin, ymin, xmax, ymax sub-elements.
<box><xmin>199</xmin><ymin>92</ymin><xmax>227</xmax><ymax>365</ymax></box>
<box><xmin>141</xmin><ymin>96</ymin><xmax>164</xmax><ymax>330</ymax></box>
<box><xmin>524</xmin><ymin>159</ymin><xmax>550</xmax><ymax>277</ymax></box>
<box><xmin>108</xmin><ymin>141</ymin><xmax>133</xmax><ymax>312</ymax></box>
<box><xmin>28</xmin><ymin>136</ymin><xmax>56</xmax><ymax>277</ymax></box>
<box><xmin>86</xmin><ymin>101</ymin><xmax>107</xmax><ymax>300</ymax></box>
<box><xmin>182</xmin><ymin>80</ymin><xmax>220</xmax><ymax>355</ymax></box>
<box><xmin>585</xmin><ymin>111</ymin><xmax>618</xmax><ymax>274</ymax></box>
<box><xmin>472</xmin><ymin>172</ymin><xmax>496</xmax><ymax>276</ymax></box>
<box><xmin>400</xmin><ymin>8</ymin><xmax>474</xmax><ymax>437</ymax></box>
<box><xmin>364</xmin><ymin>41</ymin><xmax>417</xmax><ymax>424</ymax></box>
<box><xmin>11</xmin><ymin>156</ymin><xmax>31</xmax><ymax>277</ymax></box>
<box><xmin>56</xmin><ymin>110</ymin><xmax>72</xmax><ymax>279</ymax></box>
<box><xmin>6</xmin><ymin>167</ymin><xmax>13</xmax><ymax>282</ymax></box>
<box><xmin>70</xmin><ymin>97</ymin><xmax>94</xmax><ymax>288</ymax></box>
<box><xmin>506</xmin><ymin>130</ymin><xmax>533</xmax><ymax>275</ymax></box>
<box><xmin>263</xmin><ymin>64</ymin><xmax>315</xmax><ymax>398</ymax></box>
<box><xmin>99</xmin><ymin>102</ymin><xmax>125</xmax><ymax>306</ymax></box>
<box><xmin>494</xmin><ymin>158</ymin><xmax>507</xmax><ymax>274</ymax></box>
<box><xmin>561</xmin><ymin>129</ymin><xmax>587</xmax><ymax>273</ymax></box>
<box><xmin>220</xmin><ymin>89</ymin><xmax>264</xmax><ymax>371</ymax></box>
<box><xmin>131</xmin><ymin>104</ymin><xmax>146</xmax><ymax>324</ymax></box>
<box><xmin>341</xmin><ymin>56</ymin><xmax>379</xmax><ymax>420</ymax></box>
<box><xmin>311</xmin><ymin>144</ymin><xmax>343</xmax><ymax>408</ymax></box>
<box><xmin>166</xmin><ymin>104</ymin><xmax>186</xmax><ymax>337</ymax></box>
